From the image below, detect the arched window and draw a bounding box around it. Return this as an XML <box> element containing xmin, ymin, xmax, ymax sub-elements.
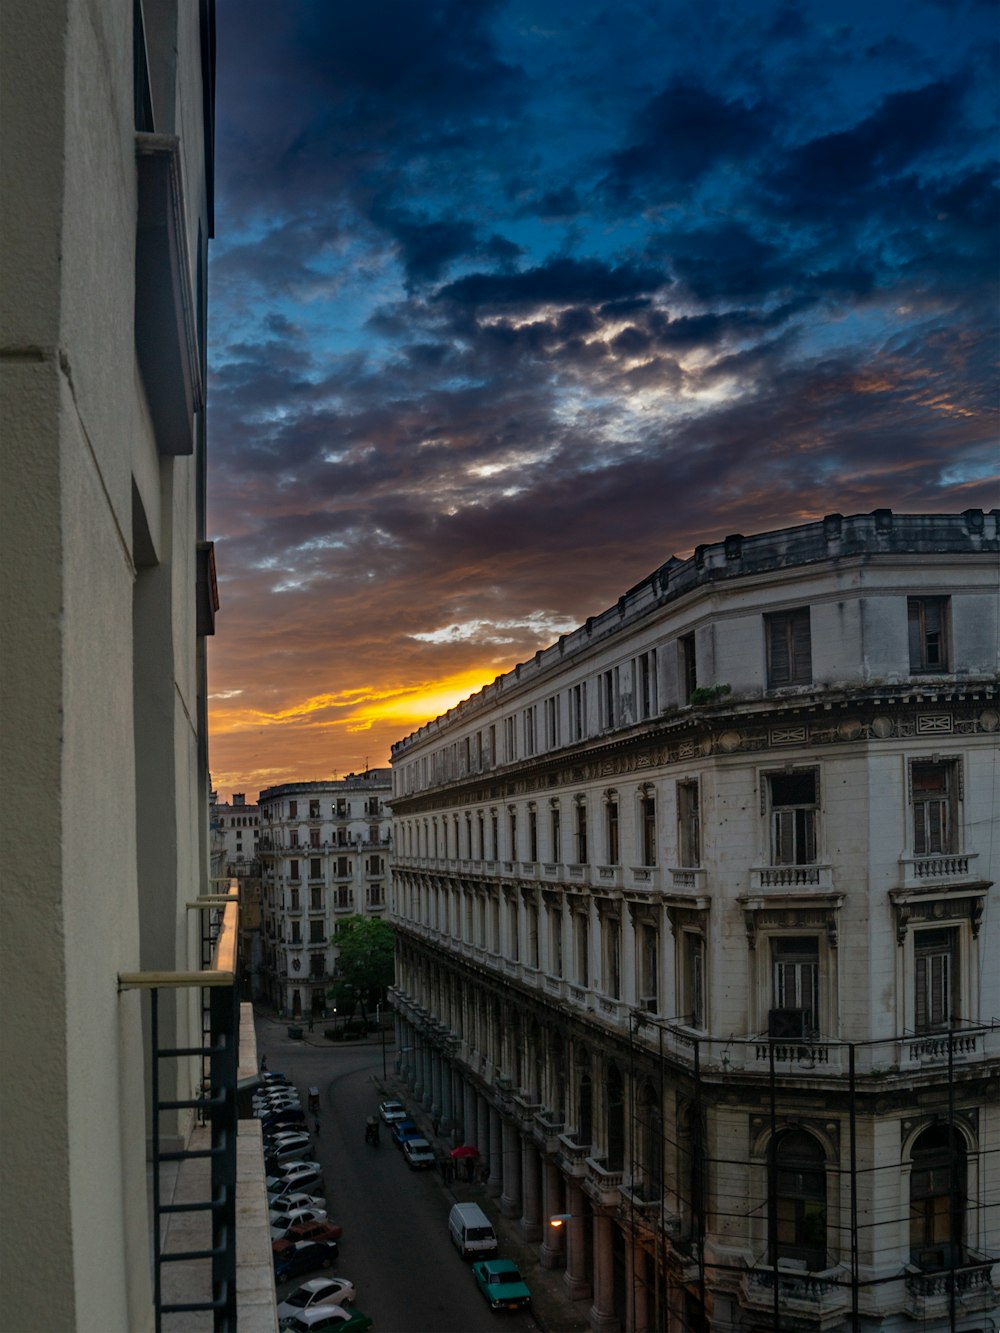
<box><xmin>772</xmin><ymin>1130</ymin><xmax>827</xmax><ymax>1270</ymax></box>
<box><xmin>910</xmin><ymin>1124</ymin><xmax>965</xmax><ymax>1270</ymax></box>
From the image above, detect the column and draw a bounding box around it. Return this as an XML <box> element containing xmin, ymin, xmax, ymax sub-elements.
<box><xmin>500</xmin><ymin>1121</ymin><xmax>522</xmax><ymax>1218</ymax></box>
<box><xmin>430</xmin><ymin>1049</ymin><xmax>442</xmax><ymax>1121</ymax></box>
<box><xmin>590</xmin><ymin>1212</ymin><xmax>618</xmax><ymax>1332</ymax></box>
<box><xmin>540</xmin><ymin>1159</ymin><xmax>565</xmax><ymax>1269</ymax></box>
<box><xmin>519</xmin><ymin>1138</ymin><xmax>541</xmax><ymax>1240</ymax></box>
<box><xmin>488</xmin><ymin>1104</ymin><xmax>503</xmax><ymax>1198</ymax></box>
<box><xmin>627</xmin><ymin>1234</ymin><xmax>650</xmax><ymax>1333</ymax></box>
<box><xmin>440</xmin><ymin>1060</ymin><xmax>454</xmax><ymax>1134</ymax></box>
<box><xmin>563</xmin><ymin>1179</ymin><xmax>590</xmax><ymax>1301</ymax></box>
<box><xmin>420</xmin><ymin>1041</ymin><xmax>433</xmax><ymax>1109</ymax></box>
<box><xmin>462</xmin><ymin>1080</ymin><xmax>476</xmax><ymax>1145</ymax></box>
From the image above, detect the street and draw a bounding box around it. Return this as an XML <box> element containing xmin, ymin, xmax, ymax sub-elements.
<box><xmin>260</xmin><ymin>1020</ymin><xmax>540</xmax><ymax>1333</ymax></box>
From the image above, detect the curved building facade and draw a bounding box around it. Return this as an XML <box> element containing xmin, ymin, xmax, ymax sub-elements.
<box><xmin>388</xmin><ymin>510</ymin><xmax>999</xmax><ymax>1333</ymax></box>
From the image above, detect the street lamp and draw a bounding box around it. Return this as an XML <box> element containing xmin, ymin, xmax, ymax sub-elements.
<box><xmin>548</xmin><ymin>1213</ymin><xmax>572</xmax><ymax>1229</ymax></box>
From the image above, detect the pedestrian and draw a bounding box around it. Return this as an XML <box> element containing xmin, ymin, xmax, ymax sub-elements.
<box><xmin>313</xmin><ymin>1117</ymin><xmax>321</xmax><ymax>1136</ymax></box>
<box><xmin>308</xmin><ymin>1015</ymin><xmax>314</xmax><ymax>1032</ymax></box>
<box><xmin>465</xmin><ymin>1156</ymin><xmax>475</xmax><ymax>1183</ymax></box>
<box><xmin>479</xmin><ymin>1163</ymin><xmax>490</xmax><ymax>1186</ymax></box>
<box><xmin>432</xmin><ymin>1115</ymin><xmax>441</xmax><ymax>1136</ymax></box>
<box><xmin>260</xmin><ymin>1054</ymin><xmax>268</xmax><ymax>1072</ymax></box>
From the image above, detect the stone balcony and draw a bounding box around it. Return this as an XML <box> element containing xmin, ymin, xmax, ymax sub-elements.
<box><xmin>899</xmin><ymin>851</ymin><xmax>979</xmax><ymax>889</ymax></box>
<box><xmin>750</xmin><ymin>863</ymin><xmax>834</xmax><ymax>892</ymax></box>
<box><xmin>739</xmin><ymin>1263</ymin><xmax>850</xmax><ymax>1328</ymax></box>
<box><xmin>557</xmin><ymin>1133</ymin><xmax>592</xmax><ymax>1177</ymax></box>
<box><xmin>904</xmin><ymin>1255</ymin><xmax>998</xmax><ymax>1320</ymax></box>
<box><xmin>584</xmin><ymin>1156</ymin><xmax>623</xmax><ymax>1206</ymax></box>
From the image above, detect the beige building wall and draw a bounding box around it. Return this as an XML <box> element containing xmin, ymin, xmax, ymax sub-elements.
<box><xmin>1</xmin><ymin>2</ymin><xmax>215</xmax><ymax>1329</ymax></box>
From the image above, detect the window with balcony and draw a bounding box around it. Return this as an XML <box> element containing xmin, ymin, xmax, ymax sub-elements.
<box><xmin>528</xmin><ymin>807</ymin><xmax>538</xmax><ymax>862</ymax></box>
<box><xmin>508</xmin><ymin>897</ymin><xmax>519</xmax><ymax>960</ymax></box>
<box><xmin>681</xmin><ymin>931</ymin><xmax>706</xmax><ymax>1029</ymax></box>
<box><xmin>574</xmin><ymin>912</ymin><xmax>589</xmax><ymax>987</ymax></box>
<box><xmin>527</xmin><ymin>902</ymin><xmax>539</xmax><ymax>969</ymax></box>
<box><xmin>768</xmin><ymin>770</ymin><xmax>818</xmax><ymax>865</ymax></box>
<box><xmin>290</xmin><ymin>920</ymin><xmax>301</xmax><ymax>943</ymax></box>
<box><xmin>550</xmin><ymin>802</ymin><xmax>561</xmax><ymax>861</ymax></box>
<box><xmin>368</xmin><ymin>854</ymin><xmax>382</xmax><ymax>875</ymax></box>
<box><xmin>309</xmin><ymin>799</ymin><xmax>320</xmax><ymax>818</ymax></box>
<box><xmin>914</xmin><ymin>927</ymin><xmax>959</xmax><ymax>1030</ymax></box>
<box><xmin>309</xmin><ymin>857</ymin><xmax>321</xmax><ymax>880</ymax></box>
<box><xmin>310</xmin><ymin>828</ymin><xmax>320</xmax><ymax>848</ymax></box>
<box><xmin>603</xmin><ymin>914</ymin><xmax>621</xmax><ymax>998</ymax></box>
<box><xmin>771</xmin><ymin>936</ymin><xmax>819</xmax><ymax>1037</ymax></box>
<box><xmin>476</xmin><ymin>810</ymin><xmax>485</xmax><ymax>859</ymax></box>
<box><xmin>288</xmin><ymin>800</ymin><xmax>297</xmax><ymax>817</ymax></box>
<box><xmin>677</xmin><ymin>780</ymin><xmax>700</xmax><ymax>867</ymax></box>
<box><xmin>908</xmin><ymin>596</ymin><xmax>949</xmax><ymax>673</ymax></box>
<box><xmin>289</xmin><ymin>859</ymin><xmax>300</xmax><ymax>882</ymax></box>
<box><xmin>765</xmin><ymin>607</ymin><xmax>812</xmax><ymax>687</ymax></box>
<box><xmin>640</xmin><ymin>789</ymin><xmax>657</xmax><ymax>867</ymax></box>
<box><xmin>309</xmin><ymin>920</ymin><xmax>325</xmax><ymax>944</ymax></box>
<box><xmin>639</xmin><ymin>924</ymin><xmax>659</xmax><ymax>1013</ymax></box>
<box><xmin>289</xmin><ymin>889</ymin><xmax>300</xmax><ymax>911</ymax></box>
<box><xmin>605</xmin><ymin>792</ymin><xmax>619</xmax><ymax>866</ymax></box>
<box><xmin>336</xmin><ymin>856</ymin><xmax>349</xmax><ymax>877</ymax></box>
<box><xmin>548</xmin><ymin>904</ymin><xmax>563</xmax><ymax>976</ymax></box>
<box><xmin>310</xmin><ymin>886</ymin><xmax>322</xmax><ymax>910</ymax></box>
<box><xmin>574</xmin><ymin>800</ymin><xmax>588</xmax><ymax>864</ymax></box>
<box><xmin>909</xmin><ymin>1124</ymin><xmax>965</xmax><ymax>1269</ymax></box>
<box><xmin>771</xmin><ymin>1130</ymin><xmax>827</xmax><ymax>1270</ymax></box>
<box><xmin>507</xmin><ymin>807</ymin><xmax>517</xmax><ymax>861</ymax></box>
<box><xmin>490</xmin><ymin>811</ymin><xmax>499</xmax><ymax>860</ymax></box>
<box><xmin>911</xmin><ymin>760</ymin><xmax>959</xmax><ymax>855</ymax></box>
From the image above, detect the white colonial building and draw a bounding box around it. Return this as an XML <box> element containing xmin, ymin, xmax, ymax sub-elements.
<box><xmin>259</xmin><ymin>770</ymin><xmax>392</xmax><ymax>1019</ymax></box>
<box><xmin>388</xmin><ymin>510</ymin><xmax>999</xmax><ymax>1333</ymax></box>
<box><xmin>211</xmin><ymin>791</ymin><xmax>261</xmax><ymax>876</ymax></box>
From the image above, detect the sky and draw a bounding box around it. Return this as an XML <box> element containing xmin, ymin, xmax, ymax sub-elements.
<box><xmin>207</xmin><ymin>0</ymin><xmax>999</xmax><ymax>801</ymax></box>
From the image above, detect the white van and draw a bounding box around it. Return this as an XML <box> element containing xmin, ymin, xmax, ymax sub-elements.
<box><xmin>448</xmin><ymin>1202</ymin><xmax>498</xmax><ymax>1259</ymax></box>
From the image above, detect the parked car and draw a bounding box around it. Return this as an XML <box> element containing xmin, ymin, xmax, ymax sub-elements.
<box><xmin>262</xmin><ymin>1108</ymin><xmax>306</xmax><ymax>1132</ymax></box>
<box><xmin>471</xmin><ymin>1259</ymin><xmax>532</xmax><ymax>1311</ymax></box>
<box><xmin>272</xmin><ymin>1239</ymin><xmax>339</xmax><ymax>1283</ymax></box>
<box><xmin>285</xmin><ymin>1219</ymin><xmax>343</xmax><ymax>1245</ymax></box>
<box><xmin>279</xmin><ymin>1306</ymin><xmax>372</xmax><ymax>1333</ymax></box>
<box><xmin>402</xmin><ymin>1136</ymin><xmax>436</xmax><ymax>1170</ymax></box>
<box><xmin>390</xmin><ymin>1119</ymin><xmax>420</xmax><ymax>1148</ymax></box>
<box><xmin>270</xmin><ymin>1207</ymin><xmax>329</xmax><ymax>1241</ymax></box>
<box><xmin>267</xmin><ymin>1165</ymin><xmax>324</xmax><ymax>1200</ymax></box>
<box><xmin>378</xmin><ymin>1099</ymin><xmax>407</xmax><ymax>1124</ymax></box>
<box><xmin>261</xmin><ymin>1072</ymin><xmax>292</xmax><ymax>1086</ymax></box>
<box><xmin>276</xmin><ymin>1277</ymin><xmax>356</xmax><ymax>1321</ymax></box>
<box><xmin>267</xmin><ymin>1140</ymin><xmax>316</xmax><ymax>1169</ymax></box>
<box><xmin>269</xmin><ymin>1193</ymin><xmax>327</xmax><ymax>1223</ymax></box>
<box><xmin>266</xmin><ymin>1157</ymin><xmax>319</xmax><ymax>1183</ymax></box>
<box><xmin>265</xmin><ymin>1130</ymin><xmax>313</xmax><ymax>1152</ymax></box>
<box><xmin>255</xmin><ymin>1094</ymin><xmax>301</xmax><ymax>1114</ymax></box>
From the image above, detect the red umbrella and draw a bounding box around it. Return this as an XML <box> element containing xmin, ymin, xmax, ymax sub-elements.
<box><xmin>450</xmin><ymin>1145</ymin><xmax>479</xmax><ymax>1158</ymax></box>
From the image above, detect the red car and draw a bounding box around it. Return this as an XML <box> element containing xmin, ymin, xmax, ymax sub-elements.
<box><xmin>285</xmin><ymin>1219</ymin><xmax>343</xmax><ymax>1245</ymax></box>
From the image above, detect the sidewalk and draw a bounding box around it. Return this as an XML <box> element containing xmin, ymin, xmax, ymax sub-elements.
<box><xmin>255</xmin><ymin>1009</ymin><xmax>590</xmax><ymax>1332</ymax></box>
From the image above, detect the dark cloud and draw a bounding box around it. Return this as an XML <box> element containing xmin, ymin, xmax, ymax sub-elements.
<box><xmin>433</xmin><ymin>257</ymin><xmax>669</xmax><ymax>310</ymax></box>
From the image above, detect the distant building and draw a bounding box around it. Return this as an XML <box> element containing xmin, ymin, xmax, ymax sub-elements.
<box><xmin>388</xmin><ymin>510</ymin><xmax>999</xmax><ymax>1333</ymax></box>
<box><xmin>259</xmin><ymin>770</ymin><xmax>393</xmax><ymax>1019</ymax></box>
<box><xmin>211</xmin><ymin>790</ymin><xmax>262</xmax><ymax>876</ymax></box>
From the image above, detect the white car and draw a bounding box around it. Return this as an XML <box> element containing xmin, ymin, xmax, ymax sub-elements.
<box><xmin>269</xmin><ymin>1192</ymin><xmax>326</xmax><ymax>1222</ymax></box>
<box><xmin>265</xmin><ymin>1130</ymin><xmax>312</xmax><ymax>1151</ymax></box>
<box><xmin>254</xmin><ymin>1093</ymin><xmax>301</xmax><ymax>1112</ymax></box>
<box><xmin>402</xmin><ymin>1136</ymin><xmax>437</xmax><ymax>1170</ymax></box>
<box><xmin>267</xmin><ymin>1165</ymin><xmax>323</xmax><ymax>1200</ymax></box>
<box><xmin>276</xmin><ymin>1277</ymin><xmax>356</xmax><ymax>1320</ymax></box>
<box><xmin>378</xmin><ymin>1100</ymin><xmax>407</xmax><ymax>1124</ymax></box>
<box><xmin>270</xmin><ymin>1206</ymin><xmax>329</xmax><ymax>1241</ymax></box>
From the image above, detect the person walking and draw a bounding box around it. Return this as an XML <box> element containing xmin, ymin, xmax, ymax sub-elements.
<box><xmin>260</xmin><ymin>1054</ymin><xmax>268</xmax><ymax>1072</ymax></box>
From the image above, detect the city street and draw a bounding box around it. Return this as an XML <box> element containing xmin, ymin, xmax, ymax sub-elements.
<box><xmin>260</xmin><ymin>1020</ymin><xmax>540</xmax><ymax>1333</ymax></box>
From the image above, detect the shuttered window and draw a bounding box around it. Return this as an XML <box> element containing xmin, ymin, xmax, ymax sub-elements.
<box><xmin>765</xmin><ymin>608</ymin><xmax>812</xmax><ymax>686</ymax></box>
<box><xmin>915</xmin><ymin>929</ymin><xmax>956</xmax><ymax>1030</ymax></box>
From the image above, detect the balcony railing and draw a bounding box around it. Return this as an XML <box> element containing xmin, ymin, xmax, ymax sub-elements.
<box><xmin>585</xmin><ymin>1156</ymin><xmax>623</xmax><ymax>1205</ymax></box>
<box><xmin>899</xmin><ymin>851</ymin><xmax>978</xmax><ymax>886</ymax></box>
<box><xmin>904</xmin><ymin>1254</ymin><xmax>997</xmax><ymax>1317</ymax></box>
<box><xmin>739</xmin><ymin>1263</ymin><xmax>850</xmax><ymax>1322</ymax></box>
<box><xmin>750</xmin><ymin>863</ymin><xmax>833</xmax><ymax>891</ymax></box>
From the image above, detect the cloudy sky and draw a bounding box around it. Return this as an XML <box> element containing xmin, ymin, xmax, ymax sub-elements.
<box><xmin>207</xmin><ymin>0</ymin><xmax>998</xmax><ymax>800</ymax></box>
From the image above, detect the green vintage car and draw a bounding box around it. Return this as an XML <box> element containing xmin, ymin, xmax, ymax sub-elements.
<box><xmin>471</xmin><ymin>1258</ymin><xmax>532</xmax><ymax>1311</ymax></box>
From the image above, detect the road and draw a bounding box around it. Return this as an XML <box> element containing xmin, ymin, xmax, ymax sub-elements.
<box><xmin>260</xmin><ymin>1022</ymin><xmax>539</xmax><ymax>1333</ymax></box>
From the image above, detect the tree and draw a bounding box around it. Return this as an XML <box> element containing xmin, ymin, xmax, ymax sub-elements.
<box><xmin>329</xmin><ymin>916</ymin><xmax>395</xmax><ymax>1025</ymax></box>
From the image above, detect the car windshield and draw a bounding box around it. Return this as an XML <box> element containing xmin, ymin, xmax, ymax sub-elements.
<box><xmin>468</xmin><ymin>1227</ymin><xmax>493</xmax><ymax>1240</ymax></box>
<box><xmin>492</xmin><ymin>1269</ymin><xmax>521</xmax><ymax>1284</ymax></box>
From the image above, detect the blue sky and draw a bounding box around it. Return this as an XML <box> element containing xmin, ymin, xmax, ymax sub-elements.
<box><xmin>206</xmin><ymin>0</ymin><xmax>999</xmax><ymax>797</ymax></box>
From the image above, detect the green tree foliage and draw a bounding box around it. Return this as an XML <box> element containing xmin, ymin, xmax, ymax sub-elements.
<box><xmin>329</xmin><ymin>915</ymin><xmax>395</xmax><ymax>1022</ymax></box>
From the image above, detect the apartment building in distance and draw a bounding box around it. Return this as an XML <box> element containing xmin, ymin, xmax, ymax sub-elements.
<box><xmin>259</xmin><ymin>770</ymin><xmax>393</xmax><ymax>1019</ymax></box>
<box><xmin>388</xmin><ymin>510</ymin><xmax>999</xmax><ymax>1333</ymax></box>
<box><xmin>211</xmin><ymin>790</ymin><xmax>262</xmax><ymax>876</ymax></box>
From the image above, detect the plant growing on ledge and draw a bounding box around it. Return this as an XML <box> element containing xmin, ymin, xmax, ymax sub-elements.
<box><xmin>689</xmin><ymin>684</ymin><xmax>732</xmax><ymax>705</ymax></box>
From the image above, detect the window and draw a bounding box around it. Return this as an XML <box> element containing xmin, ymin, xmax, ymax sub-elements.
<box><xmin>914</xmin><ymin>928</ymin><xmax>958</xmax><ymax>1030</ymax></box>
<box><xmin>544</xmin><ymin>695</ymin><xmax>560</xmax><ymax>749</ymax></box>
<box><xmin>528</xmin><ymin>808</ymin><xmax>538</xmax><ymax>862</ymax></box>
<box><xmin>639</xmin><ymin>926</ymin><xmax>659</xmax><ymax>1013</ymax></box>
<box><xmin>601</xmin><ymin>668</ymin><xmax>616</xmax><ymax>729</ymax></box>
<box><xmin>677</xmin><ymin>780</ymin><xmax>700</xmax><ymax>867</ymax></box>
<box><xmin>309</xmin><ymin>799</ymin><xmax>320</xmax><ymax>818</ymax></box>
<box><xmin>550</xmin><ymin>802</ymin><xmax>561</xmax><ymax>862</ymax></box>
<box><xmin>772</xmin><ymin>1131</ymin><xmax>827</xmax><ymax>1270</ymax></box>
<box><xmin>679</xmin><ymin>633</ymin><xmax>697</xmax><ymax>702</ymax></box>
<box><xmin>765</xmin><ymin>608</ymin><xmax>812</xmax><ymax>687</ymax></box>
<box><xmin>336</xmin><ymin>856</ymin><xmax>349</xmax><ymax>877</ymax></box>
<box><xmin>570</xmin><ymin>682</ymin><xmax>587</xmax><ymax>741</ymax></box>
<box><xmin>637</xmin><ymin>649</ymin><xmax>658</xmax><ymax>718</ymax></box>
<box><xmin>574</xmin><ymin>801</ymin><xmax>588</xmax><ymax>864</ymax></box>
<box><xmin>310</xmin><ymin>828</ymin><xmax>320</xmax><ymax>848</ymax></box>
<box><xmin>640</xmin><ymin>790</ymin><xmax>657</xmax><ymax>867</ymax></box>
<box><xmin>490</xmin><ymin>810</ymin><xmax>498</xmax><ymax>861</ymax></box>
<box><xmin>524</xmin><ymin>706</ymin><xmax>536</xmax><ymax>756</ymax></box>
<box><xmin>605</xmin><ymin>793</ymin><xmax>619</xmax><ymax>865</ymax></box>
<box><xmin>369</xmin><ymin>823</ymin><xmax>379</xmax><ymax>844</ymax></box>
<box><xmin>288</xmin><ymin>800</ymin><xmax>297</xmax><ymax>817</ymax></box>
<box><xmin>289</xmin><ymin>830</ymin><xmax>299</xmax><ymax>848</ymax></box>
<box><xmin>508</xmin><ymin>807</ymin><xmax>517</xmax><ymax>861</ymax></box>
<box><xmin>527</xmin><ymin>902</ymin><xmax>539</xmax><ymax>969</ymax></box>
<box><xmin>309</xmin><ymin>857</ymin><xmax>321</xmax><ymax>879</ymax></box>
<box><xmin>310</xmin><ymin>886</ymin><xmax>322</xmax><ymax>910</ymax></box>
<box><xmin>912</xmin><ymin>760</ymin><xmax>958</xmax><ymax>855</ymax></box>
<box><xmin>309</xmin><ymin>920</ymin><xmax>325</xmax><ymax>944</ymax></box>
<box><xmin>603</xmin><ymin>915</ymin><xmax>621</xmax><ymax>998</ymax></box>
<box><xmin>549</xmin><ymin>905</ymin><xmax>563</xmax><ymax>976</ymax></box>
<box><xmin>508</xmin><ymin>898</ymin><xmax>520</xmax><ymax>960</ymax></box>
<box><xmin>504</xmin><ymin>716</ymin><xmax>517</xmax><ymax>762</ymax></box>
<box><xmin>575</xmin><ymin>912</ymin><xmax>589</xmax><ymax>986</ymax></box>
<box><xmin>683</xmin><ymin>933</ymin><xmax>705</xmax><ymax>1028</ymax></box>
<box><xmin>768</xmin><ymin>770</ymin><xmax>818</xmax><ymax>865</ymax></box>
<box><xmin>289</xmin><ymin>859</ymin><xmax>300</xmax><ymax>881</ymax></box>
<box><xmin>908</xmin><ymin>597</ymin><xmax>949</xmax><ymax>673</ymax></box>
<box><xmin>368</xmin><ymin>854</ymin><xmax>382</xmax><ymax>875</ymax></box>
<box><xmin>909</xmin><ymin>1125</ymin><xmax>965</xmax><ymax>1269</ymax></box>
<box><xmin>771</xmin><ymin>936</ymin><xmax>819</xmax><ymax>1037</ymax></box>
<box><xmin>477</xmin><ymin>811</ymin><xmax>485</xmax><ymax>859</ymax></box>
